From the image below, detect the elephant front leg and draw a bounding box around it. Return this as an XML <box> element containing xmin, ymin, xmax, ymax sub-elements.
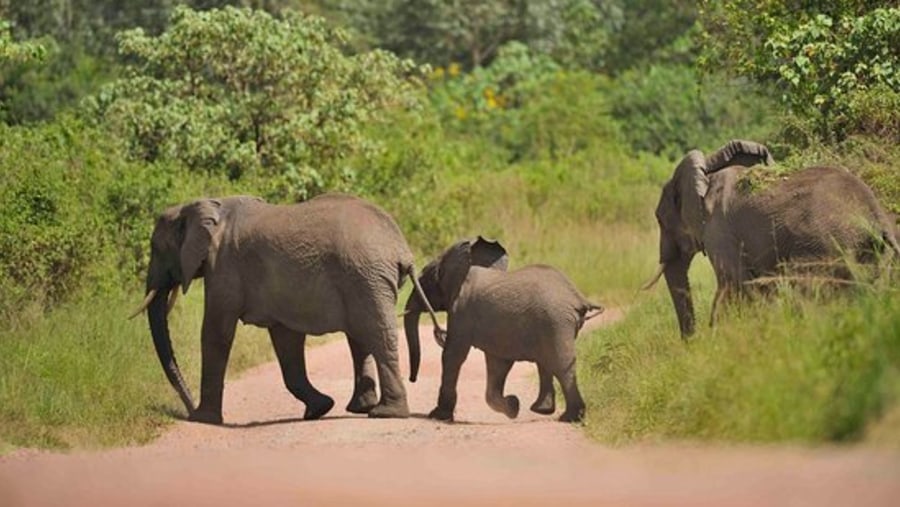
<box><xmin>269</xmin><ymin>325</ymin><xmax>334</xmax><ymax>421</ymax></box>
<box><xmin>345</xmin><ymin>336</ymin><xmax>378</xmax><ymax>414</ymax></box>
<box><xmin>192</xmin><ymin>314</ymin><xmax>238</xmax><ymax>425</ymax></box>
<box><xmin>530</xmin><ymin>363</ymin><xmax>556</xmax><ymax>415</ymax></box>
<box><xmin>429</xmin><ymin>340</ymin><xmax>471</xmax><ymax>422</ymax></box>
<box><xmin>484</xmin><ymin>354</ymin><xmax>519</xmax><ymax>419</ymax></box>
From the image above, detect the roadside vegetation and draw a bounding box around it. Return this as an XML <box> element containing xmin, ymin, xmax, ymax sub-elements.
<box><xmin>1</xmin><ymin>1</ymin><xmax>898</xmax><ymax>451</ymax></box>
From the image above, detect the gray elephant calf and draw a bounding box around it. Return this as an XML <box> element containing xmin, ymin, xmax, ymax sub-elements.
<box><xmin>405</xmin><ymin>237</ymin><xmax>603</xmax><ymax>423</ymax></box>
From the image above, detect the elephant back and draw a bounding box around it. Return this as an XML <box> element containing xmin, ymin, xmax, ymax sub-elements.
<box><xmin>300</xmin><ymin>192</ymin><xmax>414</xmax><ymax>267</ymax></box>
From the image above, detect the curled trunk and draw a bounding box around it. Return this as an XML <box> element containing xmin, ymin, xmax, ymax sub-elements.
<box><xmin>148</xmin><ymin>288</ymin><xmax>195</xmax><ymax>415</ymax></box>
<box><xmin>663</xmin><ymin>255</ymin><xmax>696</xmax><ymax>339</ymax></box>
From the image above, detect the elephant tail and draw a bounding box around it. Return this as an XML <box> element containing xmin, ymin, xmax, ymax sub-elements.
<box><xmin>583</xmin><ymin>303</ymin><xmax>605</xmax><ymax>322</ymax></box>
<box><xmin>402</xmin><ymin>264</ymin><xmax>446</xmax><ymax>382</ymax></box>
<box><xmin>576</xmin><ymin>302</ymin><xmax>605</xmax><ymax>334</ymax></box>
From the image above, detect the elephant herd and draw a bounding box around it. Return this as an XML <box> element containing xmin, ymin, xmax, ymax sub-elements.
<box><xmin>131</xmin><ymin>140</ymin><xmax>900</xmax><ymax>425</ymax></box>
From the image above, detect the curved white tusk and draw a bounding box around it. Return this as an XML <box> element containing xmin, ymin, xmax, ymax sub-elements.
<box><xmin>167</xmin><ymin>289</ymin><xmax>179</xmax><ymax>315</ymax></box>
<box><xmin>128</xmin><ymin>289</ymin><xmax>157</xmax><ymax>320</ymax></box>
<box><xmin>640</xmin><ymin>263</ymin><xmax>666</xmax><ymax>291</ymax></box>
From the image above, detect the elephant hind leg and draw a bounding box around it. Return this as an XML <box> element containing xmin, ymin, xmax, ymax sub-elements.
<box><xmin>485</xmin><ymin>354</ymin><xmax>519</xmax><ymax>419</ymax></box>
<box><xmin>530</xmin><ymin>363</ymin><xmax>556</xmax><ymax>415</ymax></box>
<box><xmin>366</xmin><ymin>326</ymin><xmax>411</xmax><ymax>419</ymax></box>
<box><xmin>268</xmin><ymin>325</ymin><xmax>334</xmax><ymax>420</ymax></box>
<box><xmin>554</xmin><ymin>358</ymin><xmax>585</xmax><ymax>423</ymax></box>
<box><xmin>345</xmin><ymin>336</ymin><xmax>378</xmax><ymax>414</ymax></box>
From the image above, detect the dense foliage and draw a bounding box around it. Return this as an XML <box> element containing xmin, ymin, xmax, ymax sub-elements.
<box><xmin>700</xmin><ymin>2</ymin><xmax>900</xmax><ymax>142</ymax></box>
<box><xmin>90</xmin><ymin>7</ymin><xmax>423</xmax><ymax>200</ymax></box>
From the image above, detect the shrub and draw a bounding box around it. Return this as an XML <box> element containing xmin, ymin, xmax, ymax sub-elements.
<box><xmin>89</xmin><ymin>6</ymin><xmax>425</xmax><ymax>202</ymax></box>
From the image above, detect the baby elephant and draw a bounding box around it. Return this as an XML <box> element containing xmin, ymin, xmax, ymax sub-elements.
<box><xmin>404</xmin><ymin>237</ymin><xmax>603</xmax><ymax>423</ymax></box>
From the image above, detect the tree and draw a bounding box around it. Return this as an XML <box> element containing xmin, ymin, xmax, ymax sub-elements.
<box><xmin>325</xmin><ymin>0</ymin><xmax>621</xmax><ymax>70</ymax></box>
<box><xmin>699</xmin><ymin>1</ymin><xmax>900</xmax><ymax>141</ymax></box>
<box><xmin>90</xmin><ymin>6</ymin><xmax>424</xmax><ymax>200</ymax></box>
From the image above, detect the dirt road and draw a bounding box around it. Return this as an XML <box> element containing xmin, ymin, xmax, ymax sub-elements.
<box><xmin>2</xmin><ymin>309</ymin><xmax>899</xmax><ymax>506</ymax></box>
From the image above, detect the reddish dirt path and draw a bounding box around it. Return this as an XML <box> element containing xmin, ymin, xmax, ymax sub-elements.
<box><xmin>2</xmin><ymin>309</ymin><xmax>899</xmax><ymax>506</ymax></box>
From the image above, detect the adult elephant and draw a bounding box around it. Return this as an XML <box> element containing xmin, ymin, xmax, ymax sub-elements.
<box><xmin>644</xmin><ymin>139</ymin><xmax>900</xmax><ymax>339</ymax></box>
<box><xmin>130</xmin><ymin>193</ymin><xmax>442</xmax><ymax>424</ymax></box>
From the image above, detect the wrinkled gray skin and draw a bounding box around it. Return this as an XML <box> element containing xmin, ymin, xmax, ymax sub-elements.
<box><xmin>139</xmin><ymin>193</ymin><xmax>440</xmax><ymax>424</ymax></box>
<box><xmin>405</xmin><ymin>237</ymin><xmax>603</xmax><ymax>423</ymax></box>
<box><xmin>650</xmin><ymin>139</ymin><xmax>900</xmax><ymax>339</ymax></box>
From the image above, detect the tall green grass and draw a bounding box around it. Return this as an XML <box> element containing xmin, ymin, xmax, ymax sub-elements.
<box><xmin>579</xmin><ymin>270</ymin><xmax>900</xmax><ymax>446</ymax></box>
<box><xmin>0</xmin><ymin>285</ymin><xmax>274</xmax><ymax>451</ymax></box>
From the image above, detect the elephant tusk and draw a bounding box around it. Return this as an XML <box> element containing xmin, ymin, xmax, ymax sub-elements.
<box><xmin>128</xmin><ymin>289</ymin><xmax>158</xmax><ymax>320</ymax></box>
<box><xmin>640</xmin><ymin>263</ymin><xmax>666</xmax><ymax>291</ymax></box>
<box><xmin>167</xmin><ymin>289</ymin><xmax>179</xmax><ymax>315</ymax></box>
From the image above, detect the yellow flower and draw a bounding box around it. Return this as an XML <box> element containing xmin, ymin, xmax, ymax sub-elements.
<box><xmin>431</xmin><ymin>66</ymin><xmax>445</xmax><ymax>80</ymax></box>
<box><xmin>454</xmin><ymin>106</ymin><xmax>467</xmax><ymax>120</ymax></box>
<box><xmin>448</xmin><ymin>62</ymin><xmax>461</xmax><ymax>77</ymax></box>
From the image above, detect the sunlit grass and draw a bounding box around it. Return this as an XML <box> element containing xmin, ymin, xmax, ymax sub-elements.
<box><xmin>579</xmin><ymin>271</ymin><xmax>900</xmax><ymax>446</ymax></box>
<box><xmin>0</xmin><ymin>283</ymin><xmax>275</xmax><ymax>451</ymax></box>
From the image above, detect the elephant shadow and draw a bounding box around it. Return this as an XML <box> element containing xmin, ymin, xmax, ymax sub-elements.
<box><xmin>151</xmin><ymin>404</ymin><xmax>365</xmax><ymax>428</ymax></box>
<box><xmin>407</xmin><ymin>412</ymin><xmax>561</xmax><ymax>426</ymax></box>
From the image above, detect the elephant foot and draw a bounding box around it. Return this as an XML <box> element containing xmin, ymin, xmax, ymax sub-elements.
<box><xmin>502</xmin><ymin>395</ymin><xmax>520</xmax><ymax>419</ymax></box>
<box><xmin>189</xmin><ymin>408</ymin><xmax>224</xmax><ymax>425</ymax></box>
<box><xmin>346</xmin><ymin>390</ymin><xmax>378</xmax><ymax>414</ymax></box>
<box><xmin>558</xmin><ymin>406</ymin><xmax>585</xmax><ymax>423</ymax></box>
<box><xmin>427</xmin><ymin>405</ymin><xmax>454</xmax><ymax>422</ymax></box>
<box><xmin>303</xmin><ymin>394</ymin><xmax>335</xmax><ymax>421</ymax></box>
<box><xmin>368</xmin><ymin>400</ymin><xmax>410</xmax><ymax>419</ymax></box>
<box><xmin>530</xmin><ymin>397</ymin><xmax>556</xmax><ymax>415</ymax></box>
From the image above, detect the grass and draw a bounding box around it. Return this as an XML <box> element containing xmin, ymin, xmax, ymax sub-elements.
<box><xmin>0</xmin><ymin>283</ymin><xmax>275</xmax><ymax>452</ymax></box>
<box><xmin>578</xmin><ymin>266</ymin><xmax>900</xmax><ymax>447</ymax></box>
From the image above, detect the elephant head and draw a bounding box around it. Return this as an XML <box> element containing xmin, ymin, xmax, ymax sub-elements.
<box><xmin>646</xmin><ymin>140</ymin><xmax>774</xmax><ymax>338</ymax></box>
<box><xmin>129</xmin><ymin>198</ymin><xmax>224</xmax><ymax>416</ymax></box>
<box><xmin>404</xmin><ymin>236</ymin><xmax>508</xmax><ymax>350</ymax></box>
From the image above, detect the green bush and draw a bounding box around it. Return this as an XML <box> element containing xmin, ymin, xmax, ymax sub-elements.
<box><xmin>0</xmin><ymin>115</ymin><xmax>235</xmax><ymax>317</ymax></box>
<box><xmin>0</xmin><ymin>118</ymin><xmax>106</xmax><ymax>313</ymax></box>
<box><xmin>90</xmin><ymin>6</ymin><xmax>425</xmax><ymax>201</ymax></box>
<box><xmin>700</xmin><ymin>3</ymin><xmax>900</xmax><ymax>143</ymax></box>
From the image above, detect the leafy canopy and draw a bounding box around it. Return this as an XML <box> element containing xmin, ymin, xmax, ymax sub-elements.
<box><xmin>90</xmin><ymin>6</ymin><xmax>425</xmax><ymax>201</ymax></box>
<box><xmin>699</xmin><ymin>2</ymin><xmax>900</xmax><ymax>141</ymax></box>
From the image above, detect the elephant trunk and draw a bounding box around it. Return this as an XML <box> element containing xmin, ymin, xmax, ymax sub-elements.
<box><xmin>147</xmin><ymin>286</ymin><xmax>195</xmax><ymax>415</ymax></box>
<box><xmin>663</xmin><ymin>256</ymin><xmax>696</xmax><ymax>339</ymax></box>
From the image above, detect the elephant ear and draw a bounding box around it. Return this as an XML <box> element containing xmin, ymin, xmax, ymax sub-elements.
<box><xmin>179</xmin><ymin>199</ymin><xmax>222</xmax><ymax>294</ymax></box>
<box><xmin>672</xmin><ymin>150</ymin><xmax>710</xmax><ymax>241</ymax></box>
<box><xmin>470</xmin><ymin>236</ymin><xmax>508</xmax><ymax>271</ymax></box>
<box><xmin>704</xmin><ymin>139</ymin><xmax>774</xmax><ymax>174</ymax></box>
